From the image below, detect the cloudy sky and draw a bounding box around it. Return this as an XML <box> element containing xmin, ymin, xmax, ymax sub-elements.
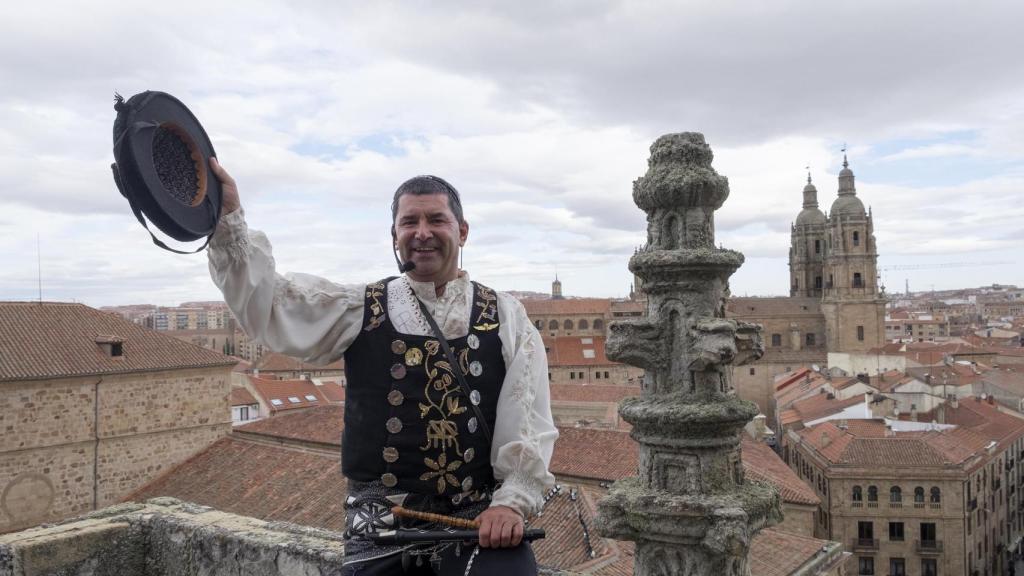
<box><xmin>1</xmin><ymin>1</ymin><xmax>1021</xmax><ymax>307</ymax></box>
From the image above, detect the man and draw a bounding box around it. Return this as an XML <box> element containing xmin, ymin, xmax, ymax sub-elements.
<box><xmin>207</xmin><ymin>158</ymin><xmax>557</xmax><ymax>575</ymax></box>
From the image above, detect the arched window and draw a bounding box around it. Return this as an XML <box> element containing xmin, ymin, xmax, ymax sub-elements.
<box><xmin>914</xmin><ymin>487</ymin><xmax>925</xmax><ymax>503</ymax></box>
<box><xmin>535</xmin><ymin>320</ymin><xmax>543</xmax><ymax>330</ymax></box>
<box><xmin>548</xmin><ymin>320</ymin><xmax>558</xmax><ymax>330</ymax></box>
<box><xmin>930</xmin><ymin>487</ymin><xmax>941</xmax><ymax>503</ymax></box>
<box><xmin>563</xmin><ymin>319</ymin><xmax>574</xmax><ymax>330</ymax></box>
<box><xmin>867</xmin><ymin>486</ymin><xmax>878</xmax><ymax>502</ymax></box>
<box><xmin>890</xmin><ymin>486</ymin><xmax>902</xmax><ymax>502</ymax></box>
<box><xmin>593</xmin><ymin>319</ymin><xmax>604</xmax><ymax>331</ymax></box>
<box><xmin>578</xmin><ymin>319</ymin><xmax>589</xmax><ymax>330</ymax></box>
<box><xmin>852</xmin><ymin>230</ymin><xmax>860</xmax><ymax>246</ymax></box>
<box><xmin>853</xmin><ymin>272</ymin><xmax>863</xmax><ymax>288</ymax></box>
<box><xmin>852</xmin><ymin>486</ymin><xmax>862</xmax><ymax>502</ymax></box>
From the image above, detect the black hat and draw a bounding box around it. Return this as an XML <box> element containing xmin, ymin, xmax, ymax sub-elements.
<box><xmin>111</xmin><ymin>91</ymin><xmax>222</xmax><ymax>253</ymax></box>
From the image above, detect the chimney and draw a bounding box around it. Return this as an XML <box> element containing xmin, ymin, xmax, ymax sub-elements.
<box><xmin>885</xmin><ymin>423</ymin><xmax>895</xmax><ymax>437</ymax></box>
<box><xmin>950</xmin><ymin>396</ymin><xmax>959</xmax><ymax>409</ymax></box>
<box><xmin>821</xmin><ymin>431</ymin><xmax>831</xmax><ymax>447</ymax></box>
<box><xmin>910</xmin><ymin>406</ymin><xmax>918</xmax><ymax>421</ymax></box>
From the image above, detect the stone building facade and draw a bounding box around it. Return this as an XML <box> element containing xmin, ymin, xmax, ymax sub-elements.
<box><xmin>0</xmin><ymin>302</ymin><xmax>235</xmax><ymax>534</ymax></box>
<box><xmin>785</xmin><ymin>399</ymin><xmax>1024</xmax><ymax>576</ymax></box>
<box><xmin>729</xmin><ymin>157</ymin><xmax>886</xmax><ymax>420</ymax></box>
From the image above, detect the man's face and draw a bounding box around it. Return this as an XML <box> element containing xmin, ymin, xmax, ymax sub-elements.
<box><xmin>394</xmin><ymin>193</ymin><xmax>469</xmax><ymax>285</ymax></box>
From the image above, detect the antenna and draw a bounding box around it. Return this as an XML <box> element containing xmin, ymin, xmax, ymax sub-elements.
<box><xmin>37</xmin><ymin>233</ymin><xmax>42</xmax><ymax>304</ymax></box>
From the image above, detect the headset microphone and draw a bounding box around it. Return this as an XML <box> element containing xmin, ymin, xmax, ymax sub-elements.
<box><xmin>393</xmin><ymin>245</ymin><xmax>416</xmax><ymax>273</ymax></box>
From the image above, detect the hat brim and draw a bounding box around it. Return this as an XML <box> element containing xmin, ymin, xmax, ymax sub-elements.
<box><xmin>112</xmin><ymin>91</ymin><xmax>221</xmax><ymax>243</ymax></box>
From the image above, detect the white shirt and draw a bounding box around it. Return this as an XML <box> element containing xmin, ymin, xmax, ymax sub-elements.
<box><xmin>207</xmin><ymin>209</ymin><xmax>557</xmax><ymax>516</ymax></box>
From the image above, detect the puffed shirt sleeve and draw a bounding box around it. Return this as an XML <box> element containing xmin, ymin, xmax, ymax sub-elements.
<box><xmin>489</xmin><ymin>294</ymin><xmax>559</xmax><ymax>517</ymax></box>
<box><xmin>207</xmin><ymin>209</ymin><xmax>365</xmax><ymax>365</ymax></box>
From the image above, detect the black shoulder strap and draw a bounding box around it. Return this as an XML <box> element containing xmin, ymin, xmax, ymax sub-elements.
<box><xmin>412</xmin><ymin>292</ymin><xmax>493</xmax><ymax>447</ymax></box>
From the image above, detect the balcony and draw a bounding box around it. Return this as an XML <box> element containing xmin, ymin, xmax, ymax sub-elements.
<box><xmin>852</xmin><ymin>538</ymin><xmax>880</xmax><ymax>551</ymax></box>
<box><xmin>916</xmin><ymin>539</ymin><xmax>944</xmax><ymax>554</ymax></box>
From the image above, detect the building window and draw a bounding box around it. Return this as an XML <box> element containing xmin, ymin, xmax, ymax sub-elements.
<box><xmin>771</xmin><ymin>333</ymin><xmax>782</xmax><ymax>347</ymax></box>
<box><xmin>852</xmin><ymin>485</ymin><xmax>863</xmax><ymax>502</ymax></box>
<box><xmin>806</xmin><ymin>333</ymin><xmax>816</xmax><ymax>346</ymax></box>
<box><xmin>564</xmin><ymin>319</ymin><xmax>574</xmax><ymax>330</ymax></box>
<box><xmin>914</xmin><ymin>486</ymin><xmax>925</xmax><ymax>504</ymax></box>
<box><xmin>814</xmin><ymin>276</ymin><xmax>822</xmax><ymax>289</ymax></box>
<box><xmin>749</xmin><ymin>367</ymin><xmax>756</xmax><ymax>376</ymax></box>
<box><xmin>570</xmin><ymin>372</ymin><xmax>575</xmax><ymax>380</ymax></box>
<box><xmin>814</xmin><ymin>239</ymin><xmax>821</xmax><ymax>254</ymax></box>
<box><xmin>595</xmin><ymin>371</ymin><xmax>601</xmax><ymax>379</ymax></box>
<box><xmin>548</xmin><ymin>320</ymin><xmax>558</xmax><ymax>330</ymax></box>
<box><xmin>857</xmin><ymin>325</ymin><xmax>865</xmax><ymax>341</ymax></box>
<box><xmin>239</xmin><ymin>406</ymin><xmax>249</xmax><ymax>421</ymax></box>
<box><xmin>593</xmin><ymin>319</ymin><xmax>604</xmax><ymax>331</ymax></box>
<box><xmin>890</xmin><ymin>486</ymin><xmax>902</xmax><ymax>503</ymax></box>
<box><xmin>930</xmin><ymin>486</ymin><xmax>941</xmax><ymax>503</ymax></box>
<box><xmin>535</xmin><ymin>320</ymin><xmax>543</xmax><ymax>329</ymax></box>
<box><xmin>921</xmin><ymin>558</ymin><xmax>937</xmax><ymax>576</ymax></box>
<box><xmin>578</xmin><ymin>319</ymin><xmax>589</xmax><ymax>330</ymax></box>
<box><xmin>853</xmin><ymin>230</ymin><xmax>860</xmax><ymax>246</ymax></box>
<box><xmin>867</xmin><ymin>485</ymin><xmax>878</xmax><ymax>502</ymax></box>
<box><xmin>889</xmin><ymin>558</ymin><xmax>905</xmax><ymax>576</ymax></box>
<box><xmin>858</xmin><ymin>521</ymin><xmax>874</xmax><ymax>542</ymax></box>
<box><xmin>889</xmin><ymin>521</ymin><xmax>904</xmax><ymax>541</ymax></box>
<box><xmin>853</xmin><ymin>272</ymin><xmax>863</xmax><ymax>288</ymax></box>
<box><xmin>920</xmin><ymin>522</ymin><xmax>937</xmax><ymax>547</ymax></box>
<box><xmin>858</xmin><ymin>557</ymin><xmax>874</xmax><ymax>576</ymax></box>
<box><xmin>604</xmin><ymin>371</ymin><xmax>609</xmax><ymax>378</ymax></box>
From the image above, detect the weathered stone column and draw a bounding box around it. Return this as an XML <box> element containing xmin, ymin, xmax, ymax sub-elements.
<box><xmin>594</xmin><ymin>133</ymin><xmax>782</xmax><ymax>575</ymax></box>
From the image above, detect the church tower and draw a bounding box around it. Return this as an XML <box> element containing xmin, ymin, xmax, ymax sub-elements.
<box><xmin>820</xmin><ymin>154</ymin><xmax>886</xmax><ymax>352</ymax></box>
<box><xmin>789</xmin><ymin>173</ymin><xmax>827</xmax><ymax>297</ymax></box>
<box><xmin>551</xmin><ymin>275</ymin><xmax>564</xmax><ymax>300</ymax></box>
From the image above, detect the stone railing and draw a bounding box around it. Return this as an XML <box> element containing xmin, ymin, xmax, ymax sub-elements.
<box><xmin>0</xmin><ymin>498</ymin><xmax>346</xmax><ymax>576</ymax></box>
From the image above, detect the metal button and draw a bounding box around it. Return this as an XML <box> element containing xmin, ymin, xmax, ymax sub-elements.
<box><xmin>391</xmin><ymin>363</ymin><xmax>407</xmax><ymax>379</ymax></box>
<box><xmin>467</xmin><ymin>417</ymin><xmax>478</xmax><ymax>433</ymax></box>
<box><xmin>382</xmin><ymin>473</ymin><xmax>398</xmax><ymax>488</ymax></box>
<box><xmin>467</xmin><ymin>334</ymin><xmax>480</xmax><ymax>350</ymax></box>
<box><xmin>388</xmin><ymin>390</ymin><xmax>404</xmax><ymax>406</ymax></box>
<box><xmin>469</xmin><ymin>390</ymin><xmax>481</xmax><ymax>406</ymax></box>
<box><xmin>469</xmin><ymin>361</ymin><xmax>483</xmax><ymax>377</ymax></box>
<box><xmin>461</xmin><ymin>477</ymin><xmax>473</xmax><ymax>492</ymax></box>
<box><xmin>383</xmin><ymin>447</ymin><xmax>399</xmax><ymax>463</ymax></box>
<box><xmin>464</xmin><ymin>447</ymin><xmax>475</xmax><ymax>463</ymax></box>
<box><xmin>451</xmin><ymin>493</ymin><xmax>464</xmax><ymax>505</ymax></box>
<box><xmin>391</xmin><ymin>340</ymin><xmax>407</xmax><ymax>355</ymax></box>
<box><xmin>405</xmin><ymin>348</ymin><xmax>423</xmax><ymax>367</ymax></box>
<box><xmin>386</xmin><ymin>417</ymin><xmax>403</xmax><ymax>434</ymax></box>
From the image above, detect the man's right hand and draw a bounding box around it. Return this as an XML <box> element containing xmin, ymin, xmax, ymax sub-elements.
<box><xmin>210</xmin><ymin>157</ymin><xmax>240</xmax><ymax>214</ymax></box>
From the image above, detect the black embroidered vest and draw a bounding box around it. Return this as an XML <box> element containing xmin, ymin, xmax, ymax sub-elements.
<box><xmin>342</xmin><ymin>278</ymin><xmax>505</xmax><ymax>498</ymax></box>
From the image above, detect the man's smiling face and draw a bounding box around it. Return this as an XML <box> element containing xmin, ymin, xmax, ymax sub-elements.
<box><xmin>394</xmin><ymin>192</ymin><xmax>469</xmax><ymax>286</ymax></box>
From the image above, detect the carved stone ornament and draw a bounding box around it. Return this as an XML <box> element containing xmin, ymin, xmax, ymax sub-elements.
<box><xmin>594</xmin><ymin>133</ymin><xmax>782</xmax><ymax>576</ymax></box>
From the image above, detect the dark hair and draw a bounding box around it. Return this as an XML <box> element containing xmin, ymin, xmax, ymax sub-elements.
<box><xmin>391</xmin><ymin>175</ymin><xmax>464</xmax><ymax>226</ymax></box>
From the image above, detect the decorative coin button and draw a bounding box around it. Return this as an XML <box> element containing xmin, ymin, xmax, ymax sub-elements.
<box><xmin>382</xmin><ymin>447</ymin><xmax>399</xmax><ymax>463</ymax></box>
<box><xmin>387</xmin><ymin>390</ymin><xmax>404</xmax><ymax>406</ymax></box>
<box><xmin>451</xmin><ymin>493</ymin><xmax>464</xmax><ymax>505</ymax></box>
<box><xmin>464</xmin><ymin>447</ymin><xmax>475</xmax><ymax>463</ymax></box>
<box><xmin>469</xmin><ymin>361</ymin><xmax>483</xmax><ymax>377</ymax></box>
<box><xmin>405</xmin><ymin>348</ymin><xmax>423</xmax><ymax>367</ymax></box>
<box><xmin>390</xmin><ymin>363</ymin><xmax>407</xmax><ymax>380</ymax></box>
<box><xmin>381</xmin><ymin>473</ymin><xmax>398</xmax><ymax>488</ymax></box>
<box><xmin>386</xmin><ymin>417</ymin><xmax>403</xmax><ymax>434</ymax></box>
<box><xmin>468</xmin><ymin>417</ymin><xmax>478</xmax><ymax>433</ymax></box>
<box><xmin>461</xmin><ymin>477</ymin><xmax>473</xmax><ymax>492</ymax></box>
<box><xmin>391</xmin><ymin>340</ymin><xmax>407</xmax><ymax>355</ymax></box>
<box><xmin>470</xmin><ymin>389</ymin><xmax>481</xmax><ymax>406</ymax></box>
<box><xmin>467</xmin><ymin>334</ymin><xmax>480</xmax><ymax>349</ymax></box>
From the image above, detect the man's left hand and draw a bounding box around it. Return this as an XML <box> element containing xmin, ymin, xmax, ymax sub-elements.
<box><xmin>477</xmin><ymin>505</ymin><xmax>524</xmax><ymax>548</ymax></box>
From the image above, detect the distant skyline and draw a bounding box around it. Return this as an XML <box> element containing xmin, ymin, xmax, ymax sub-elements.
<box><xmin>1</xmin><ymin>2</ymin><xmax>1022</xmax><ymax>307</ymax></box>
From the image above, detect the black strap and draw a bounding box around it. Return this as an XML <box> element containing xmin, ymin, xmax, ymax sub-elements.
<box><xmin>111</xmin><ymin>162</ymin><xmax>213</xmax><ymax>254</ymax></box>
<box><xmin>413</xmin><ymin>293</ymin><xmax>493</xmax><ymax>447</ymax></box>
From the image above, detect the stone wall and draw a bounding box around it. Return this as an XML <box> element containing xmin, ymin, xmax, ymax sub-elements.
<box><xmin>0</xmin><ymin>367</ymin><xmax>232</xmax><ymax>534</ymax></box>
<box><xmin>0</xmin><ymin>499</ymin><xmax>346</xmax><ymax>576</ymax></box>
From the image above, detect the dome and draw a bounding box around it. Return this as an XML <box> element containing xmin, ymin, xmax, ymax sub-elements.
<box><xmin>796</xmin><ymin>207</ymin><xmax>827</xmax><ymax>225</ymax></box>
<box><xmin>830</xmin><ymin>194</ymin><xmax>865</xmax><ymax>216</ymax></box>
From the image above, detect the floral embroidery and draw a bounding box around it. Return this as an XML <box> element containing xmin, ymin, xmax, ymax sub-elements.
<box><xmin>364</xmin><ymin>281</ymin><xmax>386</xmax><ymax>332</ymax></box>
<box><xmin>418</xmin><ymin>333</ymin><xmax>468</xmax><ymax>494</ymax></box>
<box><xmin>419</xmin><ymin>452</ymin><xmax>463</xmax><ymax>495</ymax></box>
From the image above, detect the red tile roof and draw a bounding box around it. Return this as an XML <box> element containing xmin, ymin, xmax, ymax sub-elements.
<box><xmin>127</xmin><ymin>437</ymin><xmax>348</xmax><ymax>531</ymax></box>
<box><xmin>531</xmin><ymin>486</ymin><xmax>610</xmax><ymax>571</ymax></box>
<box><xmin>254</xmin><ymin>352</ymin><xmax>343</xmax><ymax>372</ymax></box>
<box><xmin>247</xmin><ymin>376</ymin><xmax>329</xmax><ymax>412</ymax></box>
<box><xmin>315</xmin><ymin>381</ymin><xmax>346</xmax><ymax>403</ymax></box>
<box><xmin>0</xmin><ymin>302</ymin><xmax>236</xmax><ymax>382</ymax></box>
<box><xmin>543</xmin><ymin>336</ymin><xmax>619</xmax><ymax>366</ymax></box>
<box><xmin>741</xmin><ymin>437</ymin><xmax>819</xmax><ymax>506</ymax></box>
<box><xmin>749</xmin><ymin>528</ymin><xmax>842</xmax><ymax>576</ymax></box>
<box><xmin>789</xmin><ymin>393</ymin><xmax>864</xmax><ymax>424</ymax></box>
<box><xmin>237</xmin><ymin>404</ymin><xmax>344</xmax><ymax>446</ymax></box>
<box><xmin>230</xmin><ymin>387</ymin><xmax>258</xmax><ymax>406</ymax></box>
<box><xmin>549</xmin><ymin>384</ymin><xmax>640</xmax><ymax>403</ymax></box>
<box><xmin>522</xmin><ymin>298</ymin><xmax>612</xmax><ymax>316</ymax></box>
